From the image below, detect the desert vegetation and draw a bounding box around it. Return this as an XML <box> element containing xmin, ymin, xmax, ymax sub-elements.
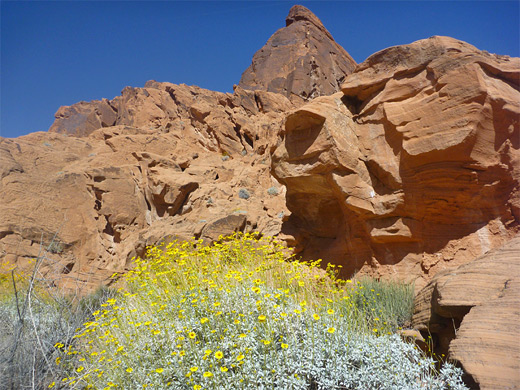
<box><xmin>0</xmin><ymin>242</ymin><xmax>116</xmax><ymax>390</ymax></box>
<box><xmin>1</xmin><ymin>233</ymin><xmax>467</xmax><ymax>389</ymax></box>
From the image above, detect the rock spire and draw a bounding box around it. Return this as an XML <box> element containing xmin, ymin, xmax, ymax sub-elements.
<box><xmin>239</xmin><ymin>5</ymin><xmax>356</xmax><ymax>104</ymax></box>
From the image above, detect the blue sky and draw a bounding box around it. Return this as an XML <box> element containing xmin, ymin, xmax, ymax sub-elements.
<box><xmin>1</xmin><ymin>1</ymin><xmax>519</xmax><ymax>138</ymax></box>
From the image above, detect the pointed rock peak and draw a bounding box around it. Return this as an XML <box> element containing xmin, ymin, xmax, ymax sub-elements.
<box><xmin>239</xmin><ymin>5</ymin><xmax>356</xmax><ymax>104</ymax></box>
<box><xmin>285</xmin><ymin>5</ymin><xmax>325</xmax><ymax>29</ymax></box>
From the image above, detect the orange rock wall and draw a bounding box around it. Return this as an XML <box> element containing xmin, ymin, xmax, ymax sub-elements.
<box><xmin>272</xmin><ymin>36</ymin><xmax>519</xmax><ymax>289</ymax></box>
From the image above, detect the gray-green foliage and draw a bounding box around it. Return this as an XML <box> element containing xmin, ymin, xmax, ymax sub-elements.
<box><xmin>267</xmin><ymin>186</ymin><xmax>279</xmax><ymax>196</ymax></box>
<box><xmin>58</xmin><ymin>282</ymin><xmax>466</xmax><ymax>390</ymax></box>
<box><xmin>0</xmin><ymin>279</ymin><xmax>115</xmax><ymax>390</ymax></box>
<box><xmin>2</xmin><ymin>234</ymin><xmax>466</xmax><ymax>390</ymax></box>
<box><xmin>47</xmin><ymin>241</ymin><xmax>64</xmax><ymax>254</ymax></box>
<box><xmin>238</xmin><ymin>188</ymin><xmax>251</xmax><ymax>199</ymax></box>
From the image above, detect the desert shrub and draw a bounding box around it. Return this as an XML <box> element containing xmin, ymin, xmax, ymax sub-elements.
<box><xmin>52</xmin><ymin>234</ymin><xmax>467</xmax><ymax>390</ymax></box>
<box><xmin>348</xmin><ymin>276</ymin><xmax>415</xmax><ymax>331</ymax></box>
<box><xmin>238</xmin><ymin>188</ymin><xmax>250</xmax><ymax>200</ymax></box>
<box><xmin>47</xmin><ymin>241</ymin><xmax>64</xmax><ymax>254</ymax></box>
<box><xmin>0</xmin><ymin>259</ymin><xmax>116</xmax><ymax>390</ymax></box>
<box><xmin>267</xmin><ymin>186</ymin><xmax>278</xmax><ymax>196</ymax></box>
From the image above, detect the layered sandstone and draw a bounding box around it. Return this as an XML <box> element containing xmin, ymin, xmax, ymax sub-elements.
<box><xmin>270</xmin><ymin>35</ymin><xmax>519</xmax><ymax>389</ymax></box>
<box><xmin>239</xmin><ymin>5</ymin><xmax>356</xmax><ymax>104</ymax></box>
<box><xmin>412</xmin><ymin>238</ymin><xmax>520</xmax><ymax>389</ymax></box>
<box><xmin>272</xmin><ymin>36</ymin><xmax>520</xmax><ymax>290</ymax></box>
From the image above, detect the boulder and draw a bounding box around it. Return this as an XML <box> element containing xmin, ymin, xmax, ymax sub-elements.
<box><xmin>201</xmin><ymin>215</ymin><xmax>247</xmax><ymax>244</ymax></box>
<box><xmin>49</xmin><ymin>98</ymin><xmax>117</xmax><ymax>137</ymax></box>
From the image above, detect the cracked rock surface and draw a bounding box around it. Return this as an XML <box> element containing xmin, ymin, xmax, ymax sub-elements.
<box><xmin>1</xmin><ymin>84</ymin><xmax>292</xmax><ymax>291</ymax></box>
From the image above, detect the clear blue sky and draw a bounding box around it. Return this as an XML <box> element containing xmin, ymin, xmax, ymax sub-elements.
<box><xmin>1</xmin><ymin>1</ymin><xmax>519</xmax><ymax>138</ymax></box>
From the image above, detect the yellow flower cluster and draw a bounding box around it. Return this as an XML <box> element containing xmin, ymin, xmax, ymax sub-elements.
<box><xmin>51</xmin><ymin>233</ymin><xmax>410</xmax><ymax>389</ymax></box>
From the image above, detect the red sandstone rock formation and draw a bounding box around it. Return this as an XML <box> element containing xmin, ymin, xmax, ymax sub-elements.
<box><xmin>239</xmin><ymin>5</ymin><xmax>356</xmax><ymax>104</ymax></box>
<box><xmin>1</xmin><ymin>83</ymin><xmax>292</xmax><ymax>290</ymax></box>
<box><xmin>272</xmin><ymin>36</ymin><xmax>519</xmax><ymax>291</ymax></box>
<box><xmin>50</xmin><ymin>98</ymin><xmax>118</xmax><ymax>137</ymax></box>
<box><xmin>49</xmin><ymin>81</ymin><xmax>292</xmax><ymax>152</ymax></box>
<box><xmin>23</xmin><ymin>5</ymin><xmax>360</xmax><ymax>291</ymax></box>
<box><xmin>412</xmin><ymin>238</ymin><xmax>520</xmax><ymax>389</ymax></box>
<box><xmin>1</xmin><ymin>7</ymin><xmax>519</xmax><ymax>389</ymax></box>
<box><xmin>269</xmin><ymin>34</ymin><xmax>519</xmax><ymax>389</ymax></box>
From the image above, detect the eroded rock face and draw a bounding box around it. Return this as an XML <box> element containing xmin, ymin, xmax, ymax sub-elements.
<box><xmin>49</xmin><ymin>99</ymin><xmax>118</xmax><ymax>137</ymax></box>
<box><xmin>49</xmin><ymin>82</ymin><xmax>292</xmax><ymax>154</ymax></box>
<box><xmin>1</xmin><ymin>83</ymin><xmax>291</xmax><ymax>291</ymax></box>
<box><xmin>412</xmin><ymin>238</ymin><xmax>520</xmax><ymax>390</ymax></box>
<box><xmin>239</xmin><ymin>5</ymin><xmax>356</xmax><ymax>104</ymax></box>
<box><xmin>272</xmin><ymin>36</ymin><xmax>520</xmax><ymax>287</ymax></box>
<box><xmin>5</xmin><ymin>4</ymin><xmax>359</xmax><ymax>292</ymax></box>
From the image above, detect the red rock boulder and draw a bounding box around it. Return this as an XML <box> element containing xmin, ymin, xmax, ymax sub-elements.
<box><xmin>412</xmin><ymin>237</ymin><xmax>520</xmax><ymax>390</ymax></box>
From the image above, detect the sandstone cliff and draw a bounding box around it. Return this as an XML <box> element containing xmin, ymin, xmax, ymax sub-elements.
<box><xmin>413</xmin><ymin>238</ymin><xmax>520</xmax><ymax>389</ymax></box>
<box><xmin>272</xmin><ymin>36</ymin><xmax>519</xmax><ymax>290</ymax></box>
